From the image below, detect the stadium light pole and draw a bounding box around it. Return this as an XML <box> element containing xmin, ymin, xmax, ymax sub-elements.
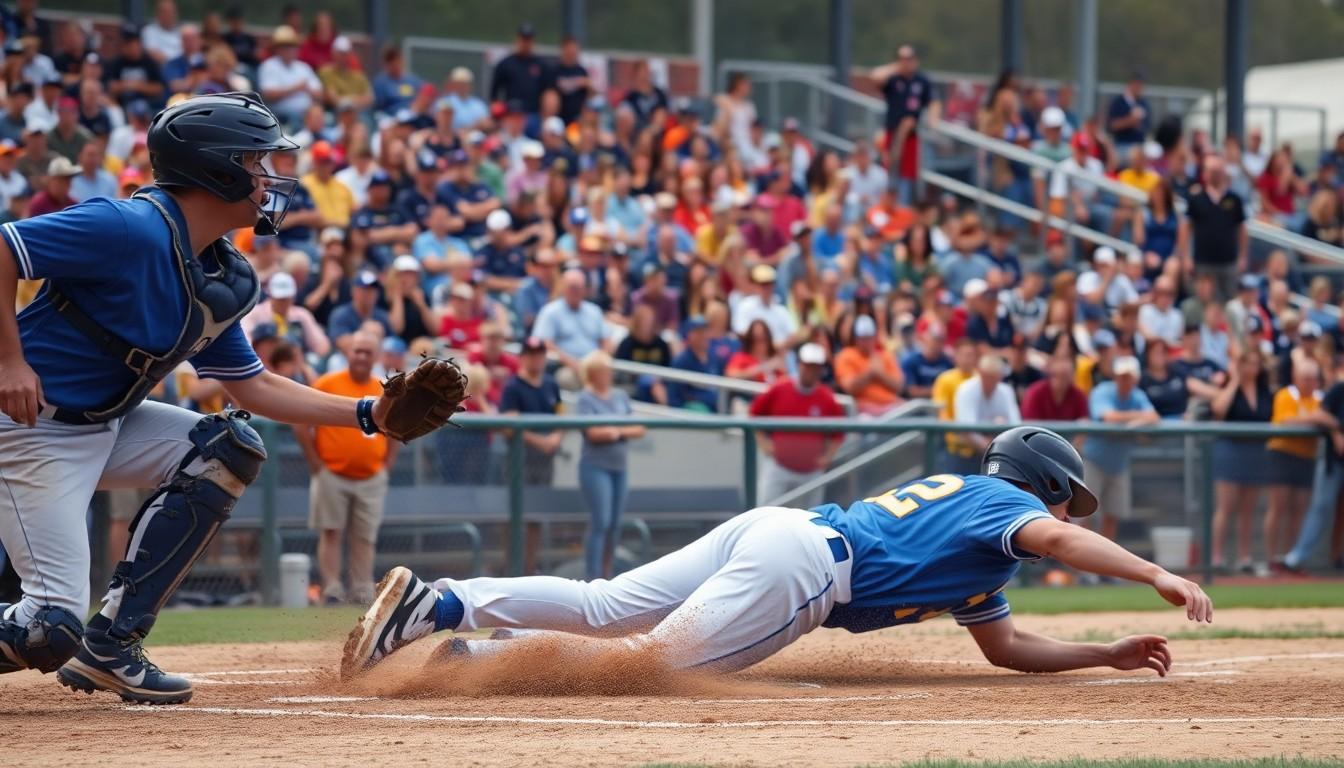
<box><xmin>692</xmin><ymin>0</ymin><xmax>713</xmax><ymax>97</ymax></box>
<box><xmin>562</xmin><ymin>0</ymin><xmax>586</xmax><ymax>43</ymax></box>
<box><xmin>828</xmin><ymin>0</ymin><xmax>852</xmax><ymax>139</ymax></box>
<box><xmin>1000</xmin><ymin>0</ymin><xmax>1025</xmax><ymax>74</ymax></box>
<box><xmin>364</xmin><ymin>0</ymin><xmax>388</xmax><ymax>69</ymax></box>
<box><xmin>1073</xmin><ymin>0</ymin><xmax>1098</xmax><ymax>121</ymax></box>
<box><xmin>122</xmin><ymin>0</ymin><xmax>145</xmax><ymax>27</ymax></box>
<box><xmin>1224</xmin><ymin>0</ymin><xmax>1249</xmax><ymax>142</ymax></box>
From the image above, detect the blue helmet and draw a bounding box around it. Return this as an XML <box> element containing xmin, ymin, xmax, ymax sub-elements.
<box><xmin>147</xmin><ymin>91</ymin><xmax>298</xmax><ymax>234</ymax></box>
<box><xmin>982</xmin><ymin>426</ymin><xmax>1098</xmax><ymax>517</ymax></box>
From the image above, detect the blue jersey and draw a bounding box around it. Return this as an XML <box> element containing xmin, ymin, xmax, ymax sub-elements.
<box><xmin>5</xmin><ymin>195</ymin><xmax>263</xmax><ymax>413</ymax></box>
<box><xmin>813</xmin><ymin>474</ymin><xmax>1052</xmax><ymax>633</ymax></box>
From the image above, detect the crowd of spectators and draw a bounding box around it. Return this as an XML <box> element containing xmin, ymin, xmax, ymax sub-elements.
<box><xmin>5</xmin><ymin>2</ymin><xmax>1343</xmax><ymax>575</ymax></box>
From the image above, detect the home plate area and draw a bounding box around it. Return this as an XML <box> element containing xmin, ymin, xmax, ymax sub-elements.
<box><xmin>8</xmin><ymin>609</ymin><xmax>1344</xmax><ymax>767</ymax></box>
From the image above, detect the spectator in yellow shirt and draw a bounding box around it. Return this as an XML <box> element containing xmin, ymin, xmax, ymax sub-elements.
<box><xmin>695</xmin><ymin>196</ymin><xmax>737</xmax><ymax>265</ymax></box>
<box><xmin>1265</xmin><ymin>358</ymin><xmax>1332</xmax><ymax>570</ymax></box>
<box><xmin>302</xmin><ymin>140</ymin><xmax>356</xmax><ymax>228</ymax></box>
<box><xmin>931</xmin><ymin>337</ymin><xmax>979</xmax><ymax>473</ymax></box>
<box><xmin>318</xmin><ymin>36</ymin><xmax>373</xmax><ymax>112</ymax></box>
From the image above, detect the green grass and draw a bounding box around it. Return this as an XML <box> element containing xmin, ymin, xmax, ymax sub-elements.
<box><xmin>1067</xmin><ymin>623</ymin><xmax>1344</xmax><ymax>643</ymax></box>
<box><xmin>144</xmin><ymin>582</ymin><xmax>1344</xmax><ymax>647</ymax></box>
<box><xmin>644</xmin><ymin>761</ymin><xmax>1344</xmax><ymax>768</ymax></box>
<box><xmin>1004</xmin><ymin>582</ymin><xmax>1344</xmax><ymax>615</ymax></box>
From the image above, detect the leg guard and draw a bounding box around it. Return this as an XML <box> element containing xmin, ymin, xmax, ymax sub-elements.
<box><xmin>98</xmin><ymin>411</ymin><xmax>267</xmax><ymax>641</ymax></box>
<box><xmin>0</xmin><ymin>604</ymin><xmax>83</xmax><ymax>673</ymax></box>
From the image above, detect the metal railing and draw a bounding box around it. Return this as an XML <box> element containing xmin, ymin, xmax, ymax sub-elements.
<box><xmin>607</xmin><ymin>357</ymin><xmax>858</xmax><ymax>414</ymax></box>
<box><xmin>1185</xmin><ymin>101</ymin><xmax>1331</xmax><ymax>159</ymax></box>
<box><xmin>237</xmin><ymin>414</ymin><xmax>1326</xmax><ymax>602</ymax></box>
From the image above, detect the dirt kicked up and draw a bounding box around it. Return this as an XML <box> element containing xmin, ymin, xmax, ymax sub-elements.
<box><xmin>6</xmin><ymin>608</ymin><xmax>1344</xmax><ymax>768</ymax></box>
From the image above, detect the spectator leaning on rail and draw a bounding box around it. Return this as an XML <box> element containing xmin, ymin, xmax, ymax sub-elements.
<box><xmin>1264</xmin><ymin>358</ymin><xmax>1329</xmax><ymax>573</ymax></box>
<box><xmin>576</xmin><ymin>350</ymin><xmax>643</xmax><ymax>581</ymax></box>
<box><xmin>1083</xmin><ymin>355</ymin><xmax>1159</xmax><ymax>542</ymax></box>
<box><xmin>1021</xmin><ymin>354</ymin><xmax>1090</xmax><ymax>422</ymax></box>
<box><xmin>931</xmin><ymin>337</ymin><xmax>981</xmax><ymax>474</ymax></box>
<box><xmin>500</xmin><ymin>337</ymin><xmax>564</xmax><ymax>575</ymax></box>
<box><xmin>1285</xmin><ymin>373</ymin><xmax>1344</xmax><ymax>573</ymax></box>
<box><xmin>749</xmin><ymin>342</ymin><xmax>845</xmax><ymax>507</ymax></box>
<box><xmin>292</xmin><ymin>331</ymin><xmax>398</xmax><ymax>605</ymax></box>
<box><xmin>953</xmin><ymin>352</ymin><xmax>1021</xmax><ymax>454</ymax></box>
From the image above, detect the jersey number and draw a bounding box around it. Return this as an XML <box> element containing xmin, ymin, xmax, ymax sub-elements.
<box><xmin>865</xmin><ymin>475</ymin><xmax>966</xmax><ymax>518</ymax></box>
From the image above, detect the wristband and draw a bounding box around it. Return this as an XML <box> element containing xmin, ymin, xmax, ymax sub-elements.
<box><xmin>356</xmin><ymin>396</ymin><xmax>380</xmax><ymax>435</ymax></box>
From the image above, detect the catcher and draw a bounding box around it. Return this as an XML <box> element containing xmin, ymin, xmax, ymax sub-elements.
<box><xmin>0</xmin><ymin>92</ymin><xmax>467</xmax><ymax>705</ymax></box>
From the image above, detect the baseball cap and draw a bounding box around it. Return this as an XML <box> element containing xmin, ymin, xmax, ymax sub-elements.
<box><xmin>392</xmin><ymin>254</ymin><xmax>422</xmax><ymax>273</ymax></box>
<box><xmin>1143</xmin><ymin>140</ymin><xmax>1164</xmax><ymax>160</ymax></box>
<box><xmin>798</xmin><ymin>343</ymin><xmax>827</xmax><ymax>366</ymax></box>
<box><xmin>120</xmin><ymin>22</ymin><xmax>141</xmax><ymax>39</ymax></box>
<box><xmin>521</xmin><ymin>140</ymin><xmax>545</xmax><ymax>159</ymax></box>
<box><xmin>1239</xmin><ymin>274</ymin><xmax>1261</xmax><ymax>291</ymax></box>
<box><xmin>319</xmin><ymin>226</ymin><xmax>345</xmax><ymax>245</ymax></box>
<box><xmin>332</xmin><ymin>35</ymin><xmax>352</xmax><ymax>53</ymax></box>
<box><xmin>1041</xmin><ymin>106</ymin><xmax>1066</xmax><ymax>129</ymax></box>
<box><xmin>310</xmin><ymin>140</ymin><xmax>334</xmax><ymax>162</ymax></box>
<box><xmin>0</xmin><ymin>139</ymin><xmax>17</xmax><ymax>157</ymax></box>
<box><xmin>790</xmin><ymin>220</ymin><xmax>812</xmax><ymax>239</ymax></box>
<box><xmin>654</xmin><ymin>192</ymin><xmax>678</xmax><ymax>211</ymax></box>
<box><xmin>486</xmin><ymin>209</ymin><xmax>512</xmax><ymax>232</ymax></box>
<box><xmin>367</xmin><ymin>169</ymin><xmax>393</xmax><ymax>187</ymax></box>
<box><xmin>505</xmin><ymin>98</ymin><xmax>526</xmax><ymax>116</ymax></box>
<box><xmin>1092</xmin><ymin>328</ymin><xmax>1117</xmax><ymax>348</ymax></box>
<box><xmin>749</xmin><ymin>263</ymin><xmax>777</xmax><ymax>285</ymax></box>
<box><xmin>395</xmin><ymin>108</ymin><xmax>419</xmax><ymax>125</ymax></box>
<box><xmin>267</xmin><ymin>272</ymin><xmax>297</xmax><ymax>300</ymax></box>
<box><xmin>1076</xmin><ymin>271</ymin><xmax>1102</xmax><ymax>296</ymax></box>
<box><xmin>382</xmin><ymin>336</ymin><xmax>408</xmax><ymax>354</ymax></box>
<box><xmin>962</xmin><ymin>278</ymin><xmax>989</xmax><ymax>300</ymax></box>
<box><xmin>251</xmin><ymin>322</ymin><xmax>279</xmax><ymax>344</ymax></box>
<box><xmin>1300</xmin><ymin>320</ymin><xmax>1323</xmax><ymax>339</ymax></box>
<box><xmin>449</xmin><ymin>66</ymin><xmax>474</xmax><ymax>83</ymax></box>
<box><xmin>1093</xmin><ymin>246</ymin><xmax>1117</xmax><ymax>265</ymax></box>
<box><xmin>271</xmin><ymin>25</ymin><xmax>299</xmax><ymax>46</ymax></box>
<box><xmin>542</xmin><ymin>116</ymin><xmax>566</xmax><ymax>136</ymax></box>
<box><xmin>126</xmin><ymin>99</ymin><xmax>151</xmax><ymax>119</ymax></box>
<box><xmin>782</xmin><ymin>117</ymin><xmax>800</xmax><ymax>132</ymax></box>
<box><xmin>47</xmin><ymin>157</ymin><xmax>79</xmax><ymax>178</ymax></box>
<box><xmin>936</xmin><ymin>289</ymin><xmax>957</xmax><ymax>307</ymax></box>
<box><xmin>521</xmin><ymin>337</ymin><xmax>547</xmax><ymax>354</ymax></box>
<box><xmin>517</xmin><ymin>22</ymin><xmax>536</xmax><ymax>38</ymax></box>
<box><xmin>450</xmin><ymin>282</ymin><xmax>475</xmax><ymax>300</ymax></box>
<box><xmin>568</xmin><ymin>206</ymin><xmax>589</xmax><ymax>227</ymax></box>
<box><xmin>57</xmin><ymin>96</ymin><xmax>78</xmax><ymax>111</ymax></box>
<box><xmin>683</xmin><ymin>315</ymin><xmax>708</xmax><ymax>333</ymax></box>
<box><xmin>1079</xmin><ymin>301</ymin><xmax>1106</xmax><ymax>322</ymax></box>
<box><xmin>353</xmin><ymin>270</ymin><xmax>380</xmax><ymax>288</ymax></box>
<box><xmin>1113</xmin><ymin>355</ymin><xmax>1141</xmax><ymax>378</ymax></box>
<box><xmin>853</xmin><ymin>315</ymin><xmax>877</xmax><ymax>338</ymax></box>
<box><xmin>415</xmin><ymin>150</ymin><xmax>439</xmax><ymax>172</ymax></box>
<box><xmin>446</xmin><ymin>148</ymin><xmax>469</xmax><ymax>166</ymax></box>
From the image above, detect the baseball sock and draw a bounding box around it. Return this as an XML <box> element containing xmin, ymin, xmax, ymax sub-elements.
<box><xmin>434</xmin><ymin>590</ymin><xmax>463</xmax><ymax>632</ymax></box>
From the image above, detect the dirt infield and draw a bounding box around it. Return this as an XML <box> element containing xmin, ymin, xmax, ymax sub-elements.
<box><xmin>7</xmin><ymin>608</ymin><xmax>1344</xmax><ymax>767</ymax></box>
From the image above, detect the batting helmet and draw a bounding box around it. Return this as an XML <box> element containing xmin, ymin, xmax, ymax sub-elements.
<box><xmin>981</xmin><ymin>426</ymin><xmax>1098</xmax><ymax>518</ymax></box>
<box><xmin>147</xmin><ymin>91</ymin><xmax>298</xmax><ymax>234</ymax></box>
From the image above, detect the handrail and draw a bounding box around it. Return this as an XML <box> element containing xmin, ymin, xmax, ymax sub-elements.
<box><xmin>764</xmin><ymin>400</ymin><xmax>937</xmax><ymax>508</ymax></box>
<box><xmin>446</xmin><ymin>414</ymin><xmax>1320</xmax><ymax>438</ymax></box>
<box><xmin>1247</xmin><ymin>220</ymin><xmax>1344</xmax><ymax>268</ymax></box>
<box><xmin>607</xmin><ymin>357</ymin><xmax>858</xmax><ymax>413</ymax></box>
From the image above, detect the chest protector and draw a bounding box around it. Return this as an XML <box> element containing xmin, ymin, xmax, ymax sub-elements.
<box><xmin>46</xmin><ymin>188</ymin><xmax>260</xmax><ymax>422</ymax></box>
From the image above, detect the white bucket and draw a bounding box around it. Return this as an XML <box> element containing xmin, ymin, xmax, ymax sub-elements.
<box><xmin>1150</xmin><ymin>526</ymin><xmax>1193</xmax><ymax>571</ymax></box>
<box><xmin>279</xmin><ymin>553</ymin><xmax>312</xmax><ymax>608</ymax></box>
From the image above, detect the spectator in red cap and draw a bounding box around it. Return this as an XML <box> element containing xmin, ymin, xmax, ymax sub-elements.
<box><xmin>45</xmin><ymin>96</ymin><xmax>90</xmax><ymax>162</ymax></box>
<box><xmin>117</xmin><ymin>166</ymin><xmax>144</xmax><ymax>198</ymax></box>
<box><xmin>750</xmin><ymin>342</ymin><xmax>845</xmax><ymax>505</ymax></box>
<box><xmin>302</xmin><ymin>140</ymin><xmax>356</xmax><ymax>228</ymax></box>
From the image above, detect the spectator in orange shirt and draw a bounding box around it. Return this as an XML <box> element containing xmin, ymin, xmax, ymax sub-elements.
<box><xmin>865</xmin><ymin>188</ymin><xmax>917</xmax><ymax>242</ymax></box>
<box><xmin>834</xmin><ymin>315</ymin><xmax>904</xmax><ymax>415</ymax></box>
<box><xmin>293</xmin><ymin>331</ymin><xmax>398</xmax><ymax>604</ymax></box>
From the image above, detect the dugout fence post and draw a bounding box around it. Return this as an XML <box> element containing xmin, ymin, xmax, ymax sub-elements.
<box><xmin>1200</xmin><ymin>435</ymin><xmax>1215</xmax><ymax>584</ymax></box>
<box><xmin>742</xmin><ymin>427</ymin><xmax>757</xmax><ymax>509</ymax></box>
<box><xmin>507</xmin><ymin>429</ymin><xmax>525</xmax><ymax>576</ymax></box>
<box><xmin>922</xmin><ymin>429</ymin><xmax>937</xmax><ymax>475</ymax></box>
<box><xmin>258</xmin><ymin>420</ymin><xmax>281</xmax><ymax>605</ymax></box>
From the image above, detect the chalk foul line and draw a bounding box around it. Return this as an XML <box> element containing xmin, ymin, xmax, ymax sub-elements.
<box><xmin>122</xmin><ymin>707</ymin><xmax>1344</xmax><ymax>730</ymax></box>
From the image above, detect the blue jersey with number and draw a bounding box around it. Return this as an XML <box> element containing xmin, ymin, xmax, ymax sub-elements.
<box><xmin>812</xmin><ymin>474</ymin><xmax>1052</xmax><ymax>632</ymax></box>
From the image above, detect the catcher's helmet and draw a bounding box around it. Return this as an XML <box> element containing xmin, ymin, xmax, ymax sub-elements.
<box><xmin>147</xmin><ymin>91</ymin><xmax>298</xmax><ymax>234</ymax></box>
<box><xmin>981</xmin><ymin>426</ymin><xmax>1098</xmax><ymax>517</ymax></box>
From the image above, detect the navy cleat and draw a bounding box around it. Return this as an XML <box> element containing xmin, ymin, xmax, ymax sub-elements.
<box><xmin>341</xmin><ymin>566</ymin><xmax>441</xmax><ymax>679</ymax></box>
<box><xmin>56</xmin><ymin>626</ymin><xmax>193</xmax><ymax>705</ymax></box>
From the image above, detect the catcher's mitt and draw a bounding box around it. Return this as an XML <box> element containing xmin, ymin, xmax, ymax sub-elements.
<box><xmin>378</xmin><ymin>356</ymin><xmax>469</xmax><ymax>442</ymax></box>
